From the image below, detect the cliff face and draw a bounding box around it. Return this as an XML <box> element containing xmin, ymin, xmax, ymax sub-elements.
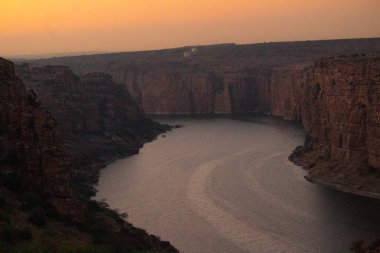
<box><xmin>28</xmin><ymin>38</ymin><xmax>380</xmax><ymax>115</ymax></box>
<box><xmin>0</xmin><ymin>58</ymin><xmax>82</xmax><ymax>219</ymax></box>
<box><xmin>291</xmin><ymin>56</ymin><xmax>380</xmax><ymax>196</ymax></box>
<box><xmin>16</xmin><ymin>64</ymin><xmax>169</xmax><ymax>195</ymax></box>
<box><xmin>0</xmin><ymin>58</ymin><xmax>178</xmax><ymax>253</ymax></box>
<box><xmin>269</xmin><ymin>64</ymin><xmax>310</xmax><ymax>120</ymax></box>
<box><xmin>121</xmin><ymin>67</ymin><xmax>272</xmax><ymax>114</ymax></box>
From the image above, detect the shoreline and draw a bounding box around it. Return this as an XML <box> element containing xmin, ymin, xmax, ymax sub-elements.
<box><xmin>305</xmin><ymin>176</ymin><xmax>380</xmax><ymax>200</ymax></box>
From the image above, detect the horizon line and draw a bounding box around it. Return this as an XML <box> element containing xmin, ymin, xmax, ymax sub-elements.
<box><xmin>4</xmin><ymin>36</ymin><xmax>380</xmax><ymax>60</ymax></box>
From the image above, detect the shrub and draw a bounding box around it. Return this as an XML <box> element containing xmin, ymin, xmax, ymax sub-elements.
<box><xmin>2</xmin><ymin>150</ymin><xmax>18</xmax><ymax>166</ymax></box>
<box><xmin>0</xmin><ymin>213</ymin><xmax>10</xmax><ymax>225</ymax></box>
<box><xmin>2</xmin><ymin>172</ymin><xmax>23</xmax><ymax>193</ymax></box>
<box><xmin>350</xmin><ymin>240</ymin><xmax>365</xmax><ymax>253</ymax></box>
<box><xmin>28</xmin><ymin>208</ymin><xmax>47</xmax><ymax>227</ymax></box>
<box><xmin>0</xmin><ymin>196</ymin><xmax>6</xmax><ymax>208</ymax></box>
<box><xmin>0</xmin><ymin>119</ymin><xmax>7</xmax><ymax>135</ymax></box>
<box><xmin>0</xmin><ymin>226</ymin><xmax>32</xmax><ymax>244</ymax></box>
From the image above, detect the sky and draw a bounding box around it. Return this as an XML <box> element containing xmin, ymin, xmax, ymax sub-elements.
<box><xmin>1</xmin><ymin>0</ymin><xmax>380</xmax><ymax>57</ymax></box>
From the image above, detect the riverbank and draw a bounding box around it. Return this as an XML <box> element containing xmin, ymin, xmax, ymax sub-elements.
<box><xmin>96</xmin><ymin>117</ymin><xmax>380</xmax><ymax>253</ymax></box>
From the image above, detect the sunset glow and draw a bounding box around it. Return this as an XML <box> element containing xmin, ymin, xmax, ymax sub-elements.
<box><xmin>1</xmin><ymin>0</ymin><xmax>379</xmax><ymax>56</ymax></box>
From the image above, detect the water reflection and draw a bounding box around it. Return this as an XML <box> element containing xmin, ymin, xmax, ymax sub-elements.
<box><xmin>96</xmin><ymin>117</ymin><xmax>380</xmax><ymax>253</ymax></box>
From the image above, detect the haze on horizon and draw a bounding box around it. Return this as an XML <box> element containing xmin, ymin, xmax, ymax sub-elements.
<box><xmin>1</xmin><ymin>0</ymin><xmax>380</xmax><ymax>57</ymax></box>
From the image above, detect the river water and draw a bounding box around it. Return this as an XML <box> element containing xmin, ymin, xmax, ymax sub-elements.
<box><xmin>96</xmin><ymin>117</ymin><xmax>380</xmax><ymax>253</ymax></box>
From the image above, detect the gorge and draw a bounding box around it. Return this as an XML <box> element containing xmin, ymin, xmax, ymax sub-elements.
<box><xmin>29</xmin><ymin>38</ymin><xmax>380</xmax><ymax>199</ymax></box>
<box><xmin>95</xmin><ymin>117</ymin><xmax>380</xmax><ymax>253</ymax></box>
<box><xmin>1</xmin><ymin>38</ymin><xmax>379</xmax><ymax>252</ymax></box>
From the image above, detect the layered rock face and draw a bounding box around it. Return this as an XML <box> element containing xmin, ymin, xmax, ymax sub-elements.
<box><xmin>0</xmin><ymin>58</ymin><xmax>178</xmax><ymax>252</ymax></box>
<box><xmin>16</xmin><ymin>64</ymin><xmax>169</xmax><ymax>195</ymax></box>
<box><xmin>0</xmin><ymin>58</ymin><xmax>82</xmax><ymax>219</ymax></box>
<box><xmin>29</xmin><ymin>38</ymin><xmax>380</xmax><ymax>115</ymax></box>
<box><xmin>122</xmin><ymin>67</ymin><xmax>272</xmax><ymax>114</ymax></box>
<box><xmin>291</xmin><ymin>56</ymin><xmax>380</xmax><ymax>196</ymax></box>
<box><xmin>270</xmin><ymin>64</ymin><xmax>310</xmax><ymax>120</ymax></box>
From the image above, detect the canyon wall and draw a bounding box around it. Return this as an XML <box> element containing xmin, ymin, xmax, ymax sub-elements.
<box><xmin>291</xmin><ymin>56</ymin><xmax>380</xmax><ymax>197</ymax></box>
<box><xmin>29</xmin><ymin>38</ymin><xmax>380</xmax><ymax>116</ymax></box>
<box><xmin>16</xmin><ymin>64</ymin><xmax>169</xmax><ymax>196</ymax></box>
<box><xmin>0</xmin><ymin>58</ymin><xmax>177</xmax><ymax>252</ymax></box>
<box><xmin>119</xmin><ymin>67</ymin><xmax>272</xmax><ymax>114</ymax></box>
<box><xmin>0</xmin><ymin>58</ymin><xmax>82</xmax><ymax>219</ymax></box>
<box><xmin>26</xmin><ymin>39</ymin><xmax>380</xmax><ymax>197</ymax></box>
<box><xmin>121</xmin><ymin>55</ymin><xmax>380</xmax><ymax>197</ymax></box>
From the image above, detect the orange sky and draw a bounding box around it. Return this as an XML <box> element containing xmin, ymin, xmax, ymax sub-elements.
<box><xmin>1</xmin><ymin>0</ymin><xmax>380</xmax><ymax>57</ymax></box>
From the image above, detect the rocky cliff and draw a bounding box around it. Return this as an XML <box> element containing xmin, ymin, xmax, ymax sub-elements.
<box><xmin>120</xmin><ymin>66</ymin><xmax>272</xmax><ymax>114</ymax></box>
<box><xmin>28</xmin><ymin>38</ymin><xmax>380</xmax><ymax>116</ymax></box>
<box><xmin>0</xmin><ymin>58</ymin><xmax>177</xmax><ymax>252</ymax></box>
<box><xmin>0</xmin><ymin>58</ymin><xmax>82</xmax><ymax>219</ymax></box>
<box><xmin>290</xmin><ymin>55</ymin><xmax>380</xmax><ymax>197</ymax></box>
<box><xmin>15</xmin><ymin>64</ymin><xmax>170</xmax><ymax>196</ymax></box>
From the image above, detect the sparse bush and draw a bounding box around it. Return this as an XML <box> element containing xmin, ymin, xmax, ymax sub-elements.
<box><xmin>0</xmin><ymin>226</ymin><xmax>32</xmax><ymax>244</ymax></box>
<box><xmin>350</xmin><ymin>240</ymin><xmax>365</xmax><ymax>253</ymax></box>
<box><xmin>28</xmin><ymin>208</ymin><xmax>47</xmax><ymax>227</ymax></box>
<box><xmin>2</xmin><ymin>172</ymin><xmax>23</xmax><ymax>193</ymax></box>
<box><xmin>0</xmin><ymin>119</ymin><xmax>7</xmax><ymax>135</ymax></box>
<box><xmin>0</xmin><ymin>213</ymin><xmax>10</xmax><ymax>225</ymax></box>
<box><xmin>0</xmin><ymin>196</ymin><xmax>6</xmax><ymax>208</ymax></box>
<box><xmin>1</xmin><ymin>150</ymin><xmax>18</xmax><ymax>166</ymax></box>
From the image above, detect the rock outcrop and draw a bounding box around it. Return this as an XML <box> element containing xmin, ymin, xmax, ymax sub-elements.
<box><xmin>0</xmin><ymin>58</ymin><xmax>178</xmax><ymax>252</ymax></box>
<box><xmin>0</xmin><ymin>58</ymin><xmax>83</xmax><ymax>219</ymax></box>
<box><xmin>290</xmin><ymin>56</ymin><xmax>380</xmax><ymax>197</ymax></box>
<box><xmin>16</xmin><ymin>64</ymin><xmax>169</xmax><ymax>196</ymax></box>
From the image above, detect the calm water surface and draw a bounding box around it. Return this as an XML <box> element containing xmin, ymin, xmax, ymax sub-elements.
<box><xmin>96</xmin><ymin>117</ymin><xmax>380</xmax><ymax>253</ymax></box>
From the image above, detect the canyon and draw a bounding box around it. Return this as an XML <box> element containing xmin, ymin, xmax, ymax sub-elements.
<box><xmin>28</xmin><ymin>38</ymin><xmax>380</xmax><ymax>199</ymax></box>
<box><xmin>2</xmin><ymin>38</ymin><xmax>378</xmax><ymax>252</ymax></box>
<box><xmin>29</xmin><ymin>39</ymin><xmax>380</xmax><ymax>117</ymax></box>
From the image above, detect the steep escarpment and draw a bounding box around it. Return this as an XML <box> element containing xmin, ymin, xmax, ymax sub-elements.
<box><xmin>28</xmin><ymin>38</ymin><xmax>380</xmax><ymax>115</ymax></box>
<box><xmin>269</xmin><ymin>64</ymin><xmax>310</xmax><ymax>120</ymax></box>
<box><xmin>121</xmin><ymin>67</ymin><xmax>272</xmax><ymax>114</ymax></box>
<box><xmin>16</xmin><ymin>64</ymin><xmax>170</xmax><ymax>196</ymax></box>
<box><xmin>0</xmin><ymin>58</ymin><xmax>82</xmax><ymax>219</ymax></box>
<box><xmin>290</xmin><ymin>56</ymin><xmax>380</xmax><ymax>197</ymax></box>
<box><xmin>0</xmin><ymin>58</ymin><xmax>177</xmax><ymax>252</ymax></box>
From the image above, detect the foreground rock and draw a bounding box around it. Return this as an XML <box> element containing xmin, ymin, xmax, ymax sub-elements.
<box><xmin>0</xmin><ymin>58</ymin><xmax>177</xmax><ymax>252</ymax></box>
<box><xmin>0</xmin><ymin>58</ymin><xmax>82</xmax><ymax>220</ymax></box>
<box><xmin>16</xmin><ymin>64</ymin><xmax>170</xmax><ymax>196</ymax></box>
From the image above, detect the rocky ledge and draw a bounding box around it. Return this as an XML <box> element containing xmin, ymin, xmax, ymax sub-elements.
<box><xmin>0</xmin><ymin>58</ymin><xmax>82</xmax><ymax>220</ymax></box>
<box><xmin>290</xmin><ymin>55</ymin><xmax>380</xmax><ymax>198</ymax></box>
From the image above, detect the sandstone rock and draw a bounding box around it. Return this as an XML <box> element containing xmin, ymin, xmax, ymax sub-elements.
<box><xmin>16</xmin><ymin>64</ymin><xmax>169</xmax><ymax>196</ymax></box>
<box><xmin>0</xmin><ymin>58</ymin><xmax>83</xmax><ymax>220</ymax></box>
<box><xmin>292</xmin><ymin>56</ymin><xmax>380</xmax><ymax>196</ymax></box>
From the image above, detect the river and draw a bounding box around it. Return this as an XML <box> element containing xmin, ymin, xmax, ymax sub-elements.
<box><xmin>96</xmin><ymin>117</ymin><xmax>380</xmax><ymax>253</ymax></box>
